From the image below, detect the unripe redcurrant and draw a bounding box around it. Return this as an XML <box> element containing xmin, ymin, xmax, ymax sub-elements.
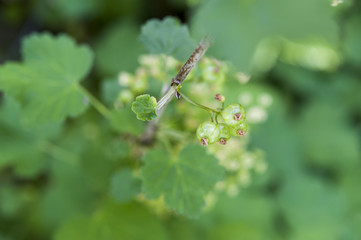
<box><xmin>196</xmin><ymin>122</ymin><xmax>221</xmax><ymax>146</ymax></box>
<box><xmin>230</xmin><ymin>123</ymin><xmax>248</xmax><ymax>137</ymax></box>
<box><xmin>221</xmin><ymin>104</ymin><xmax>246</xmax><ymax>126</ymax></box>
<box><xmin>217</xmin><ymin>123</ymin><xmax>231</xmax><ymax>145</ymax></box>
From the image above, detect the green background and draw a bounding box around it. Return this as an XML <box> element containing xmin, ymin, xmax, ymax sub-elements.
<box><xmin>0</xmin><ymin>0</ymin><xmax>361</xmax><ymax>239</ymax></box>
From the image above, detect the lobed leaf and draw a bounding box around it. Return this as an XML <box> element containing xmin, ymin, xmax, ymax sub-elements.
<box><xmin>110</xmin><ymin>168</ymin><xmax>141</xmax><ymax>203</ymax></box>
<box><xmin>131</xmin><ymin>94</ymin><xmax>157</xmax><ymax>121</ymax></box>
<box><xmin>0</xmin><ymin>94</ymin><xmax>61</xmax><ymax>176</ymax></box>
<box><xmin>191</xmin><ymin>0</ymin><xmax>338</xmax><ymax>71</ymax></box>
<box><xmin>54</xmin><ymin>202</ymin><xmax>167</xmax><ymax>240</ymax></box>
<box><xmin>0</xmin><ymin>33</ymin><xmax>94</xmax><ymax>125</ymax></box>
<box><xmin>142</xmin><ymin>145</ymin><xmax>224</xmax><ymax>217</ymax></box>
<box><xmin>22</xmin><ymin>33</ymin><xmax>93</xmax><ymax>83</ymax></box>
<box><xmin>139</xmin><ymin>17</ymin><xmax>195</xmax><ymax>60</ymax></box>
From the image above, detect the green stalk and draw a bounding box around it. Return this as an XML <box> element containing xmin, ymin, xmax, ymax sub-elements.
<box><xmin>41</xmin><ymin>141</ymin><xmax>78</xmax><ymax>165</ymax></box>
<box><xmin>177</xmin><ymin>90</ymin><xmax>220</xmax><ymax>114</ymax></box>
<box><xmin>78</xmin><ymin>85</ymin><xmax>112</xmax><ymax>119</ymax></box>
<box><xmin>155</xmin><ymin>87</ymin><xmax>177</xmax><ymax>113</ymax></box>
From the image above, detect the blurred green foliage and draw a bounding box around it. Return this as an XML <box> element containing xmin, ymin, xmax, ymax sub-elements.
<box><xmin>0</xmin><ymin>0</ymin><xmax>361</xmax><ymax>239</ymax></box>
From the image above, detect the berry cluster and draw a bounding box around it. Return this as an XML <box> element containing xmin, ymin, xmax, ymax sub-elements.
<box><xmin>196</xmin><ymin>95</ymin><xmax>248</xmax><ymax>146</ymax></box>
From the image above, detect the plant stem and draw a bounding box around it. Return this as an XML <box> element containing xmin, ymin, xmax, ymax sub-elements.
<box><xmin>155</xmin><ymin>86</ymin><xmax>176</xmax><ymax>113</ymax></box>
<box><xmin>78</xmin><ymin>85</ymin><xmax>112</xmax><ymax>119</ymax></box>
<box><xmin>177</xmin><ymin>90</ymin><xmax>220</xmax><ymax>114</ymax></box>
<box><xmin>215</xmin><ymin>113</ymin><xmax>219</xmax><ymax>123</ymax></box>
<box><xmin>155</xmin><ymin>37</ymin><xmax>211</xmax><ymax>114</ymax></box>
<box><xmin>41</xmin><ymin>141</ymin><xmax>78</xmax><ymax>165</ymax></box>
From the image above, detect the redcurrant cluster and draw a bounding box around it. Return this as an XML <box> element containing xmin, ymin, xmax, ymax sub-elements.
<box><xmin>196</xmin><ymin>94</ymin><xmax>248</xmax><ymax>146</ymax></box>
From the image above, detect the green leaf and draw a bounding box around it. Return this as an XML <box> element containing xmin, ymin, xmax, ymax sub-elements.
<box><xmin>344</xmin><ymin>15</ymin><xmax>361</xmax><ymax>65</ymax></box>
<box><xmin>297</xmin><ymin>101</ymin><xmax>360</xmax><ymax>171</ymax></box>
<box><xmin>0</xmin><ymin>94</ymin><xmax>61</xmax><ymax>176</ymax></box>
<box><xmin>95</xmin><ymin>20</ymin><xmax>143</xmax><ymax>75</ymax></box>
<box><xmin>279</xmin><ymin>174</ymin><xmax>347</xmax><ymax>240</ymax></box>
<box><xmin>191</xmin><ymin>0</ymin><xmax>338</xmax><ymax>70</ymax></box>
<box><xmin>209</xmin><ymin>222</ymin><xmax>266</xmax><ymax>240</ymax></box>
<box><xmin>89</xmin><ymin>202</ymin><xmax>168</xmax><ymax>240</ymax></box>
<box><xmin>54</xmin><ymin>216</ymin><xmax>91</xmax><ymax>240</ymax></box>
<box><xmin>139</xmin><ymin>17</ymin><xmax>195</xmax><ymax>60</ymax></box>
<box><xmin>202</xmin><ymin>192</ymin><xmax>275</xmax><ymax>229</ymax></box>
<box><xmin>22</xmin><ymin>33</ymin><xmax>93</xmax><ymax>81</ymax></box>
<box><xmin>166</xmin><ymin>219</ymin><xmax>200</xmax><ymax>240</ymax></box>
<box><xmin>0</xmin><ymin>33</ymin><xmax>94</xmax><ymax>125</ymax></box>
<box><xmin>131</xmin><ymin>94</ymin><xmax>157</xmax><ymax>121</ymax></box>
<box><xmin>110</xmin><ymin>168</ymin><xmax>141</xmax><ymax>203</ymax></box>
<box><xmin>55</xmin><ymin>202</ymin><xmax>168</xmax><ymax>240</ymax></box>
<box><xmin>142</xmin><ymin>145</ymin><xmax>224</xmax><ymax>217</ymax></box>
<box><xmin>50</xmin><ymin>0</ymin><xmax>99</xmax><ymax>19</ymax></box>
<box><xmin>13</xmin><ymin>153</ymin><xmax>47</xmax><ymax>178</ymax></box>
<box><xmin>101</xmin><ymin>77</ymin><xmax>123</xmax><ymax>104</ymax></box>
<box><xmin>0</xmin><ymin>185</ymin><xmax>26</xmax><ymax>218</ymax></box>
<box><xmin>38</xmin><ymin>159</ymin><xmax>94</xmax><ymax>227</ymax></box>
<box><xmin>110</xmin><ymin>107</ymin><xmax>145</xmax><ymax>135</ymax></box>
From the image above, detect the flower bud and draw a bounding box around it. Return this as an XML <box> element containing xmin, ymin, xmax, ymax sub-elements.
<box><xmin>214</xmin><ymin>93</ymin><xmax>225</xmax><ymax>102</ymax></box>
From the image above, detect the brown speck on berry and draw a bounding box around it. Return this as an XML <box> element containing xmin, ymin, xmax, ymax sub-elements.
<box><xmin>201</xmin><ymin>138</ymin><xmax>209</xmax><ymax>146</ymax></box>
<box><xmin>234</xmin><ymin>113</ymin><xmax>242</xmax><ymax>121</ymax></box>
<box><xmin>237</xmin><ymin>129</ymin><xmax>245</xmax><ymax>137</ymax></box>
<box><xmin>219</xmin><ymin>138</ymin><xmax>227</xmax><ymax>145</ymax></box>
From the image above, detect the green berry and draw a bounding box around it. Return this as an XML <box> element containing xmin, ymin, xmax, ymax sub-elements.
<box><xmin>230</xmin><ymin>123</ymin><xmax>248</xmax><ymax>137</ymax></box>
<box><xmin>217</xmin><ymin>123</ymin><xmax>231</xmax><ymax>145</ymax></box>
<box><xmin>221</xmin><ymin>104</ymin><xmax>246</xmax><ymax>126</ymax></box>
<box><xmin>196</xmin><ymin>122</ymin><xmax>221</xmax><ymax>146</ymax></box>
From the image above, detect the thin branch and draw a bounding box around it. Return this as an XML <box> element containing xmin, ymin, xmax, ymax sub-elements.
<box><xmin>140</xmin><ymin>37</ymin><xmax>211</xmax><ymax>144</ymax></box>
<box><xmin>78</xmin><ymin>85</ymin><xmax>112</xmax><ymax>119</ymax></box>
<box><xmin>174</xmin><ymin>37</ymin><xmax>211</xmax><ymax>85</ymax></box>
<box><xmin>177</xmin><ymin>90</ymin><xmax>220</xmax><ymax>114</ymax></box>
<box><xmin>155</xmin><ymin>37</ymin><xmax>211</xmax><ymax>114</ymax></box>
